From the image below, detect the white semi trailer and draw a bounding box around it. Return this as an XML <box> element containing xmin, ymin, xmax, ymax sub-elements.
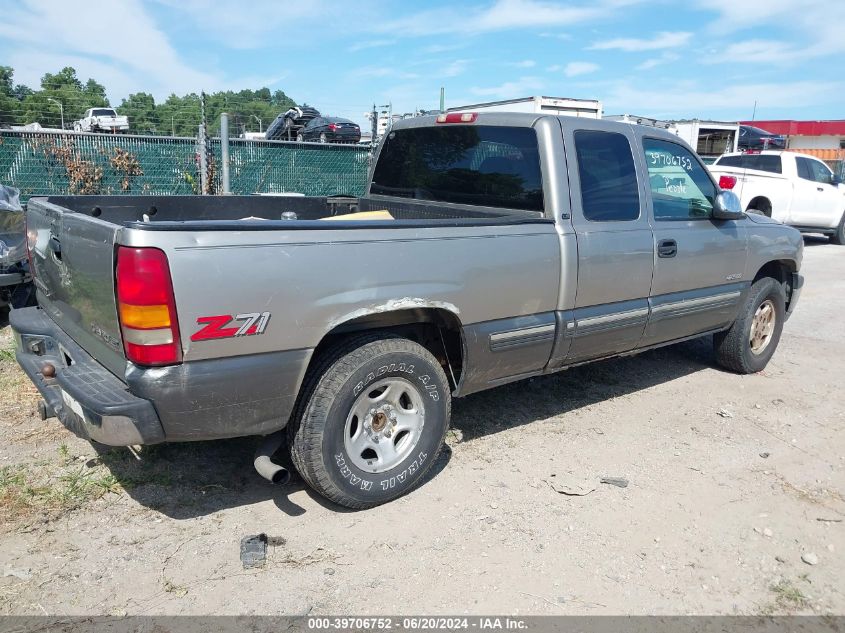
<box><xmin>448</xmin><ymin>96</ymin><xmax>602</xmax><ymax>119</ymax></box>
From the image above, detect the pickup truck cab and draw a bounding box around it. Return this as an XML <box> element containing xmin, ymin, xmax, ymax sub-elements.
<box><xmin>709</xmin><ymin>150</ymin><xmax>845</xmax><ymax>243</ymax></box>
<box><xmin>12</xmin><ymin>113</ymin><xmax>804</xmax><ymax>508</ymax></box>
<box><xmin>73</xmin><ymin>108</ymin><xmax>130</xmax><ymax>134</ymax></box>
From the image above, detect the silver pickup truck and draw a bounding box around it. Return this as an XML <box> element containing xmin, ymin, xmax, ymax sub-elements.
<box><xmin>12</xmin><ymin>113</ymin><xmax>804</xmax><ymax>508</ymax></box>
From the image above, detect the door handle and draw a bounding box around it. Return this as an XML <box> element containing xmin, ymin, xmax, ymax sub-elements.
<box><xmin>658</xmin><ymin>239</ymin><xmax>677</xmax><ymax>258</ymax></box>
<box><xmin>817</xmin><ymin>187</ymin><xmax>825</xmax><ymax>192</ymax></box>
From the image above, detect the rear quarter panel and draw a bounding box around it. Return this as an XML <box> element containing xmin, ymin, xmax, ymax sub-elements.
<box><xmin>120</xmin><ymin>223</ymin><xmax>561</xmax><ymax>362</ymax></box>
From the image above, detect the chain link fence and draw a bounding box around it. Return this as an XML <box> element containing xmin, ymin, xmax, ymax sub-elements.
<box><xmin>0</xmin><ymin>130</ymin><xmax>371</xmax><ymax>203</ymax></box>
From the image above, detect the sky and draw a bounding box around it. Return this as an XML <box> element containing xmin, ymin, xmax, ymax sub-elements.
<box><xmin>1</xmin><ymin>0</ymin><xmax>843</xmax><ymax>129</ymax></box>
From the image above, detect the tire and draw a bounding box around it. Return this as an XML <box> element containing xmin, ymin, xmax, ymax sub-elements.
<box><xmin>319</xmin><ymin>132</ymin><xmax>327</xmax><ymax>144</ymax></box>
<box><xmin>714</xmin><ymin>277</ymin><xmax>786</xmax><ymax>374</ymax></box>
<box><xmin>288</xmin><ymin>335</ymin><xmax>451</xmax><ymax>509</ymax></box>
<box><xmin>296</xmin><ymin>133</ymin><xmax>303</xmax><ymax>142</ymax></box>
<box><xmin>829</xmin><ymin>212</ymin><xmax>845</xmax><ymax>245</ymax></box>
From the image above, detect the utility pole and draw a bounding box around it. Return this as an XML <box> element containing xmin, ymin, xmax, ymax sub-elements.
<box><xmin>439</xmin><ymin>87</ymin><xmax>445</xmax><ymax>113</ymax></box>
<box><xmin>371</xmin><ymin>103</ymin><xmax>378</xmax><ymax>143</ymax></box>
<box><xmin>171</xmin><ymin>115</ymin><xmax>175</xmax><ymax>136</ymax></box>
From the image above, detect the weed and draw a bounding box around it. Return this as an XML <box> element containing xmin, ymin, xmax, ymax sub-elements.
<box><xmin>765</xmin><ymin>580</ymin><xmax>810</xmax><ymax>613</ymax></box>
<box><xmin>0</xmin><ymin>461</ymin><xmax>123</xmax><ymax>529</ymax></box>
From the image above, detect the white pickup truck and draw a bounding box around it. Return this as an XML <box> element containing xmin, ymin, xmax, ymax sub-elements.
<box><xmin>73</xmin><ymin>108</ymin><xmax>130</xmax><ymax>134</ymax></box>
<box><xmin>709</xmin><ymin>151</ymin><xmax>845</xmax><ymax>244</ymax></box>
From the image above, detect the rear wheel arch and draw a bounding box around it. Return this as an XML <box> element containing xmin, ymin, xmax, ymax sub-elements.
<box><xmin>306</xmin><ymin>307</ymin><xmax>465</xmax><ymax>395</ymax></box>
<box><xmin>746</xmin><ymin>196</ymin><xmax>772</xmax><ymax>217</ymax></box>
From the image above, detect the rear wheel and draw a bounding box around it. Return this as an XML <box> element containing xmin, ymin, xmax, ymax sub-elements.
<box><xmin>288</xmin><ymin>335</ymin><xmax>451</xmax><ymax>509</ymax></box>
<box><xmin>296</xmin><ymin>133</ymin><xmax>303</xmax><ymax>142</ymax></box>
<box><xmin>829</xmin><ymin>212</ymin><xmax>845</xmax><ymax>245</ymax></box>
<box><xmin>714</xmin><ymin>277</ymin><xmax>785</xmax><ymax>373</ymax></box>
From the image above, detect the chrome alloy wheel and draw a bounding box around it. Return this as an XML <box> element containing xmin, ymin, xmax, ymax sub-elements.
<box><xmin>343</xmin><ymin>378</ymin><xmax>425</xmax><ymax>473</ymax></box>
<box><xmin>749</xmin><ymin>299</ymin><xmax>776</xmax><ymax>355</ymax></box>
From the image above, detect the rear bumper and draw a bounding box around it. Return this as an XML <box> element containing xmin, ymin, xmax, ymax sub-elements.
<box><xmin>11</xmin><ymin>307</ymin><xmax>314</xmax><ymax>445</ymax></box>
<box><xmin>10</xmin><ymin>307</ymin><xmax>165</xmax><ymax>445</ymax></box>
<box><xmin>786</xmin><ymin>272</ymin><xmax>804</xmax><ymax>320</ymax></box>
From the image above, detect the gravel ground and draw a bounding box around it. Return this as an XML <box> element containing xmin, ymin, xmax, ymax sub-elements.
<box><xmin>0</xmin><ymin>237</ymin><xmax>842</xmax><ymax>616</ymax></box>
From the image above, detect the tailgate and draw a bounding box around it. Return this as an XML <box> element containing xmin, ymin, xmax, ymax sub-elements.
<box><xmin>27</xmin><ymin>198</ymin><xmax>125</xmax><ymax>376</ymax></box>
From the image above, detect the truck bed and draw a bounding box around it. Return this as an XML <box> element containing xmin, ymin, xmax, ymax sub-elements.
<box><xmin>42</xmin><ymin>195</ymin><xmax>545</xmax><ymax>229</ymax></box>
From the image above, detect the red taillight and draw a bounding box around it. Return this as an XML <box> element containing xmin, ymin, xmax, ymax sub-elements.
<box><xmin>436</xmin><ymin>112</ymin><xmax>478</xmax><ymax>124</ymax></box>
<box><xmin>719</xmin><ymin>175</ymin><xmax>737</xmax><ymax>190</ymax></box>
<box><xmin>116</xmin><ymin>246</ymin><xmax>182</xmax><ymax>366</ymax></box>
<box><xmin>328</xmin><ymin>123</ymin><xmax>338</xmax><ymax>131</ymax></box>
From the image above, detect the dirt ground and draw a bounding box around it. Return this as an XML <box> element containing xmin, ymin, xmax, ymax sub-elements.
<box><xmin>0</xmin><ymin>237</ymin><xmax>842</xmax><ymax>616</ymax></box>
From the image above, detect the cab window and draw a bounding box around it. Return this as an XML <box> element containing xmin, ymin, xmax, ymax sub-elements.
<box><xmin>808</xmin><ymin>159</ymin><xmax>834</xmax><ymax>184</ymax></box>
<box><xmin>573</xmin><ymin>130</ymin><xmax>640</xmax><ymax>222</ymax></box>
<box><xmin>643</xmin><ymin>138</ymin><xmax>716</xmax><ymax>221</ymax></box>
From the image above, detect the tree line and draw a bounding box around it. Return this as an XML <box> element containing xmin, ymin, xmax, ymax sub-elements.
<box><xmin>0</xmin><ymin>66</ymin><xmax>298</xmax><ymax>137</ymax></box>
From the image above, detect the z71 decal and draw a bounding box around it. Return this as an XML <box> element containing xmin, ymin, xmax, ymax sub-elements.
<box><xmin>191</xmin><ymin>312</ymin><xmax>271</xmax><ymax>341</ymax></box>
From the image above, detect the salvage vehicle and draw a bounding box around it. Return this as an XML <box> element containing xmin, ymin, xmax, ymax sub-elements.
<box><xmin>73</xmin><ymin>108</ymin><xmax>130</xmax><ymax>133</ymax></box>
<box><xmin>0</xmin><ymin>185</ymin><xmax>34</xmax><ymax>324</ymax></box>
<box><xmin>12</xmin><ymin>113</ymin><xmax>804</xmax><ymax>509</ymax></box>
<box><xmin>709</xmin><ymin>150</ymin><xmax>845</xmax><ymax>243</ymax></box>
<box><xmin>738</xmin><ymin>125</ymin><xmax>786</xmax><ymax>151</ymax></box>
<box><xmin>296</xmin><ymin>116</ymin><xmax>361</xmax><ymax>144</ymax></box>
<box><xmin>265</xmin><ymin>106</ymin><xmax>320</xmax><ymax>141</ymax></box>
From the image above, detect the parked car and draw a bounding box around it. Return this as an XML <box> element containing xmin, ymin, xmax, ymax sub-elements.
<box><xmin>709</xmin><ymin>150</ymin><xmax>845</xmax><ymax>243</ymax></box>
<box><xmin>0</xmin><ymin>185</ymin><xmax>34</xmax><ymax>324</ymax></box>
<box><xmin>73</xmin><ymin>108</ymin><xmax>129</xmax><ymax>133</ymax></box>
<box><xmin>297</xmin><ymin>117</ymin><xmax>361</xmax><ymax>144</ymax></box>
<box><xmin>738</xmin><ymin>125</ymin><xmax>786</xmax><ymax>150</ymax></box>
<box><xmin>265</xmin><ymin>106</ymin><xmax>320</xmax><ymax>141</ymax></box>
<box><xmin>12</xmin><ymin>113</ymin><xmax>803</xmax><ymax>508</ymax></box>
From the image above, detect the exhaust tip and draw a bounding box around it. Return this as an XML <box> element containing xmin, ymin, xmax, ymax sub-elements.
<box><xmin>254</xmin><ymin>431</ymin><xmax>291</xmax><ymax>486</ymax></box>
<box><xmin>270</xmin><ymin>468</ymin><xmax>291</xmax><ymax>486</ymax></box>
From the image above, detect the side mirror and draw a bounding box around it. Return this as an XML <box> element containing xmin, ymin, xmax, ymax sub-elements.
<box><xmin>831</xmin><ymin>174</ymin><xmax>842</xmax><ymax>186</ymax></box>
<box><xmin>713</xmin><ymin>191</ymin><xmax>744</xmax><ymax>220</ymax></box>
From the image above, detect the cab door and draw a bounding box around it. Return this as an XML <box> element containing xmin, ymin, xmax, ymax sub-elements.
<box><xmin>637</xmin><ymin>136</ymin><xmax>748</xmax><ymax>347</ymax></box>
<box><xmin>803</xmin><ymin>157</ymin><xmax>845</xmax><ymax>226</ymax></box>
<box><xmin>559</xmin><ymin>122</ymin><xmax>653</xmax><ymax>364</ymax></box>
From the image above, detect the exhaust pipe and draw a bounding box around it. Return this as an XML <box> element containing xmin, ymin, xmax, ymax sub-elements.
<box><xmin>254</xmin><ymin>431</ymin><xmax>291</xmax><ymax>485</ymax></box>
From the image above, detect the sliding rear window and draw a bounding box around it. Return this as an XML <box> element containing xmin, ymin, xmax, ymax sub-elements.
<box><xmin>371</xmin><ymin>125</ymin><xmax>544</xmax><ymax>212</ymax></box>
<box><xmin>715</xmin><ymin>154</ymin><xmax>782</xmax><ymax>174</ymax></box>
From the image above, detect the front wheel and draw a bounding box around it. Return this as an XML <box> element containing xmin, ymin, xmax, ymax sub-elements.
<box><xmin>829</xmin><ymin>212</ymin><xmax>845</xmax><ymax>245</ymax></box>
<box><xmin>319</xmin><ymin>132</ymin><xmax>327</xmax><ymax>143</ymax></box>
<box><xmin>714</xmin><ymin>277</ymin><xmax>786</xmax><ymax>373</ymax></box>
<box><xmin>289</xmin><ymin>335</ymin><xmax>451</xmax><ymax>509</ymax></box>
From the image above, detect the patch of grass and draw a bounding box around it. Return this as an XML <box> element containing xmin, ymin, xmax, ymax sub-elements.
<box><xmin>763</xmin><ymin>580</ymin><xmax>810</xmax><ymax>614</ymax></box>
<box><xmin>0</xmin><ymin>460</ymin><xmax>124</xmax><ymax>529</ymax></box>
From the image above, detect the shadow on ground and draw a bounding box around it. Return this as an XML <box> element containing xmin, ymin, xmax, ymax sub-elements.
<box><xmin>98</xmin><ymin>337</ymin><xmax>714</xmax><ymax>519</ymax></box>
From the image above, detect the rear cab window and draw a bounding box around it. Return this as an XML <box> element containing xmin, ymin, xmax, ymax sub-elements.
<box><xmin>643</xmin><ymin>138</ymin><xmax>716</xmax><ymax>221</ymax></box>
<box><xmin>573</xmin><ymin>130</ymin><xmax>640</xmax><ymax>222</ymax></box>
<box><xmin>715</xmin><ymin>154</ymin><xmax>782</xmax><ymax>174</ymax></box>
<box><xmin>370</xmin><ymin>125</ymin><xmax>544</xmax><ymax>212</ymax></box>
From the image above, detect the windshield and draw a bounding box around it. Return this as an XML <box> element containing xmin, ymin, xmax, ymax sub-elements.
<box><xmin>371</xmin><ymin>125</ymin><xmax>544</xmax><ymax>211</ymax></box>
